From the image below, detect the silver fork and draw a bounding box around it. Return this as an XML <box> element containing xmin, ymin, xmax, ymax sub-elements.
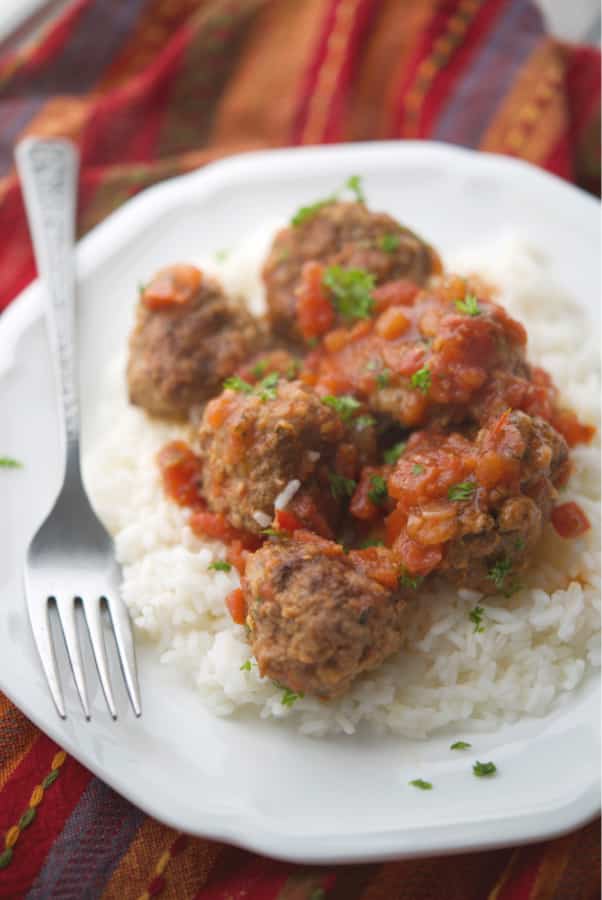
<box><xmin>16</xmin><ymin>138</ymin><xmax>141</xmax><ymax>720</ymax></box>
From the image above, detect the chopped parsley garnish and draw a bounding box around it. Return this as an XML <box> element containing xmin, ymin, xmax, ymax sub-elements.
<box><xmin>354</xmin><ymin>415</ymin><xmax>376</xmax><ymax>430</ymax></box>
<box><xmin>399</xmin><ymin>570</ymin><xmax>423</xmax><ymax>590</ymax></box>
<box><xmin>448</xmin><ymin>481</ymin><xmax>476</xmax><ymax>502</ymax></box>
<box><xmin>360</xmin><ymin>538</ymin><xmax>385</xmax><ymax>548</ymax></box>
<box><xmin>322</xmin><ymin>394</ymin><xmax>361</xmax><ymax>422</ymax></box>
<box><xmin>290</xmin><ymin>175</ymin><xmax>366</xmax><ymax>226</ymax></box>
<box><xmin>137</xmin><ymin>282</ymin><xmax>146</xmax><ymax>298</ymax></box>
<box><xmin>256</xmin><ymin>372</ymin><xmax>280</xmax><ymax>401</ymax></box>
<box><xmin>412</xmin><ymin>463</ymin><xmax>424</xmax><ymax>476</ymax></box>
<box><xmin>409</xmin><ymin>779</ymin><xmax>432</xmax><ymax>790</ymax></box>
<box><xmin>286</xmin><ymin>359</ymin><xmax>301</xmax><ymax>380</ymax></box>
<box><xmin>281</xmin><ymin>687</ymin><xmax>304</xmax><ymax>707</ymax></box>
<box><xmin>0</xmin><ymin>457</ymin><xmax>22</xmax><ymax>468</ymax></box>
<box><xmin>455</xmin><ymin>293</ymin><xmax>481</xmax><ymax>316</ymax></box>
<box><xmin>469</xmin><ymin>605</ymin><xmax>485</xmax><ymax>633</ymax></box>
<box><xmin>291</xmin><ymin>197</ymin><xmax>336</xmax><ymax>227</ymax></box>
<box><xmin>384</xmin><ymin>442</ymin><xmax>406</xmax><ymax>465</ymax></box>
<box><xmin>309</xmin><ymin>890</ymin><xmax>326</xmax><ymax>900</ymax></box>
<box><xmin>379</xmin><ymin>233</ymin><xmax>401</xmax><ymax>253</ymax></box>
<box><xmin>223</xmin><ymin>375</ymin><xmax>253</xmax><ymax>394</ymax></box>
<box><xmin>261</xmin><ymin>527</ymin><xmax>287</xmax><ymax>538</ymax></box>
<box><xmin>346</xmin><ymin>174</ymin><xmax>365</xmax><ymax>203</ymax></box>
<box><xmin>514</xmin><ymin>536</ymin><xmax>525</xmax><ymax>552</ymax></box>
<box><xmin>368</xmin><ymin>475</ymin><xmax>388</xmax><ymax>506</ymax></box>
<box><xmin>323</xmin><ymin>266</ymin><xmax>375</xmax><ymax>321</ymax></box>
<box><xmin>450</xmin><ymin>741</ymin><xmax>472</xmax><ymax>750</ymax></box>
<box><xmin>376</xmin><ymin>369</ymin><xmax>391</xmax><ymax>388</ymax></box>
<box><xmin>240</xmin><ymin>660</ymin><xmax>252</xmax><ymax>671</ymax></box>
<box><xmin>214</xmin><ymin>248</ymin><xmax>229</xmax><ymax>262</ymax></box>
<box><xmin>487</xmin><ymin>558</ymin><xmax>513</xmax><ymax>591</ymax></box>
<box><xmin>208</xmin><ymin>560</ymin><xmax>232</xmax><ymax>572</ymax></box>
<box><xmin>251</xmin><ymin>359</ymin><xmax>268</xmax><ymax>378</ymax></box>
<box><xmin>410</xmin><ymin>367</ymin><xmax>431</xmax><ymax>394</ymax></box>
<box><xmin>328</xmin><ymin>472</ymin><xmax>357</xmax><ymax>501</ymax></box>
<box><xmin>473</xmin><ymin>760</ymin><xmax>497</xmax><ymax>777</ymax></box>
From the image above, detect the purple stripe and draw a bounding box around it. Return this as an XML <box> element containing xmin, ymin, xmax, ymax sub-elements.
<box><xmin>433</xmin><ymin>0</ymin><xmax>545</xmax><ymax>147</ymax></box>
<box><xmin>25</xmin><ymin>777</ymin><xmax>145</xmax><ymax>899</ymax></box>
<box><xmin>0</xmin><ymin>0</ymin><xmax>148</xmax><ymax>173</ymax></box>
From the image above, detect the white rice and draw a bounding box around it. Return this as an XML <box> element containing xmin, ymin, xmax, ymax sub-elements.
<box><xmin>84</xmin><ymin>232</ymin><xmax>601</xmax><ymax>738</ymax></box>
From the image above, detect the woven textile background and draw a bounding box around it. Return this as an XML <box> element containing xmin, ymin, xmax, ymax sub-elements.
<box><xmin>0</xmin><ymin>1</ymin><xmax>600</xmax><ymax>898</ymax></box>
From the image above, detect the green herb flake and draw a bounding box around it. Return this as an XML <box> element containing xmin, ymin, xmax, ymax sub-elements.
<box><xmin>473</xmin><ymin>760</ymin><xmax>497</xmax><ymax>778</ymax></box>
<box><xmin>240</xmin><ymin>660</ymin><xmax>252</xmax><ymax>671</ymax></box>
<box><xmin>410</xmin><ymin>367</ymin><xmax>431</xmax><ymax>394</ymax></box>
<box><xmin>409</xmin><ymin>779</ymin><xmax>432</xmax><ymax>790</ymax></box>
<box><xmin>379</xmin><ymin>233</ymin><xmax>401</xmax><ymax>253</ymax></box>
<box><xmin>256</xmin><ymin>372</ymin><xmax>280</xmax><ymax>401</ymax></box>
<box><xmin>328</xmin><ymin>472</ymin><xmax>357</xmax><ymax>501</ymax></box>
<box><xmin>399</xmin><ymin>570</ymin><xmax>423</xmax><ymax>590</ymax></box>
<box><xmin>323</xmin><ymin>266</ymin><xmax>375</xmax><ymax>321</ymax></box>
<box><xmin>291</xmin><ymin>197</ymin><xmax>336</xmax><ymax>227</ymax></box>
<box><xmin>0</xmin><ymin>457</ymin><xmax>22</xmax><ymax>468</ymax></box>
<box><xmin>208</xmin><ymin>560</ymin><xmax>232</xmax><ymax>572</ymax></box>
<box><xmin>137</xmin><ymin>282</ymin><xmax>146</xmax><ymax>298</ymax></box>
<box><xmin>376</xmin><ymin>369</ymin><xmax>391</xmax><ymax>388</ymax></box>
<box><xmin>455</xmin><ymin>293</ymin><xmax>481</xmax><ymax>316</ymax></box>
<box><xmin>514</xmin><ymin>536</ymin><xmax>525</xmax><ymax>552</ymax></box>
<box><xmin>251</xmin><ymin>359</ymin><xmax>268</xmax><ymax>378</ymax></box>
<box><xmin>360</xmin><ymin>538</ymin><xmax>385</xmax><ymax>548</ymax></box>
<box><xmin>322</xmin><ymin>394</ymin><xmax>361</xmax><ymax>422</ymax></box>
<box><xmin>354</xmin><ymin>415</ymin><xmax>376</xmax><ymax>431</ymax></box>
<box><xmin>223</xmin><ymin>375</ymin><xmax>253</xmax><ymax>394</ymax></box>
<box><xmin>309</xmin><ymin>890</ymin><xmax>326</xmax><ymax>900</ymax></box>
<box><xmin>450</xmin><ymin>741</ymin><xmax>472</xmax><ymax>751</ymax></box>
<box><xmin>368</xmin><ymin>474</ymin><xmax>388</xmax><ymax>506</ymax></box>
<box><xmin>487</xmin><ymin>558</ymin><xmax>513</xmax><ymax>592</ymax></box>
<box><xmin>214</xmin><ymin>248</ymin><xmax>230</xmax><ymax>262</ymax></box>
<box><xmin>286</xmin><ymin>359</ymin><xmax>301</xmax><ymax>380</ymax></box>
<box><xmin>469</xmin><ymin>605</ymin><xmax>485</xmax><ymax>634</ymax></box>
<box><xmin>346</xmin><ymin>174</ymin><xmax>365</xmax><ymax>203</ymax></box>
<box><xmin>412</xmin><ymin>463</ymin><xmax>424</xmax><ymax>476</ymax></box>
<box><xmin>261</xmin><ymin>527</ymin><xmax>287</xmax><ymax>538</ymax></box>
<box><xmin>281</xmin><ymin>687</ymin><xmax>304</xmax><ymax>708</ymax></box>
<box><xmin>448</xmin><ymin>481</ymin><xmax>476</xmax><ymax>502</ymax></box>
<box><xmin>384</xmin><ymin>442</ymin><xmax>406</xmax><ymax>465</ymax></box>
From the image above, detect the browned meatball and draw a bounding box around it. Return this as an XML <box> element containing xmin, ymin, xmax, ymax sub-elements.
<box><xmin>262</xmin><ymin>202</ymin><xmax>440</xmax><ymax>343</ymax></box>
<box><xmin>127</xmin><ymin>264</ymin><xmax>264</xmax><ymax>419</ymax></box>
<box><xmin>198</xmin><ymin>380</ymin><xmax>357</xmax><ymax>536</ymax></box>
<box><xmin>243</xmin><ymin>536</ymin><xmax>408</xmax><ymax>698</ymax></box>
<box><xmin>387</xmin><ymin>410</ymin><xmax>569</xmax><ymax>592</ymax></box>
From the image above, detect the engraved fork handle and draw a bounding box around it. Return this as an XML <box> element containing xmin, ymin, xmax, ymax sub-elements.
<box><xmin>16</xmin><ymin>139</ymin><xmax>80</xmax><ymax>465</ymax></box>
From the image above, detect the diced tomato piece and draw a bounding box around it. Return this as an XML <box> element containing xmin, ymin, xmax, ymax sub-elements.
<box><xmin>297</xmin><ymin>261</ymin><xmax>335</xmax><ymax>339</ymax></box>
<box><xmin>292</xmin><ymin>530</ymin><xmax>344</xmax><ymax>556</ymax></box>
<box><xmin>157</xmin><ymin>441</ymin><xmax>204</xmax><ymax>509</ymax></box>
<box><xmin>289</xmin><ymin>493</ymin><xmax>334</xmax><ymax>539</ymax></box>
<box><xmin>375</xmin><ymin>307</ymin><xmax>410</xmax><ymax>340</ymax></box>
<box><xmin>275</xmin><ymin>509</ymin><xmax>304</xmax><ymax>533</ymax></box>
<box><xmin>189</xmin><ymin>510</ymin><xmax>260</xmax><ymax>551</ymax></box>
<box><xmin>551</xmin><ymin>502</ymin><xmax>591</xmax><ymax>539</ymax></box>
<box><xmin>350</xmin><ymin>468</ymin><xmax>382</xmax><ymax>521</ymax></box>
<box><xmin>205</xmin><ymin>393</ymin><xmax>236</xmax><ymax>429</ymax></box>
<box><xmin>348</xmin><ymin>546</ymin><xmax>400</xmax><ymax>589</ymax></box>
<box><xmin>393</xmin><ymin>534</ymin><xmax>443</xmax><ymax>576</ymax></box>
<box><xmin>225</xmin><ymin>588</ymin><xmax>246</xmax><ymax>625</ymax></box>
<box><xmin>551</xmin><ymin>408</ymin><xmax>596</xmax><ymax>447</ymax></box>
<box><xmin>226</xmin><ymin>540</ymin><xmax>248</xmax><ymax>575</ymax></box>
<box><xmin>142</xmin><ymin>264</ymin><xmax>202</xmax><ymax>310</ymax></box>
<box><xmin>372</xmin><ymin>279</ymin><xmax>419</xmax><ymax>311</ymax></box>
<box><xmin>323</xmin><ymin>328</ymin><xmax>350</xmax><ymax>353</ymax></box>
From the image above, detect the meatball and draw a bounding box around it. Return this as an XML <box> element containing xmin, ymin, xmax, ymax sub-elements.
<box><xmin>308</xmin><ymin>275</ymin><xmax>531</xmax><ymax>430</ymax></box>
<box><xmin>386</xmin><ymin>410</ymin><xmax>569</xmax><ymax>592</ymax></box>
<box><xmin>127</xmin><ymin>264</ymin><xmax>264</xmax><ymax>419</ymax></box>
<box><xmin>243</xmin><ymin>536</ymin><xmax>407</xmax><ymax>698</ymax></box>
<box><xmin>198</xmin><ymin>379</ymin><xmax>359</xmax><ymax>536</ymax></box>
<box><xmin>263</xmin><ymin>201</ymin><xmax>440</xmax><ymax>343</ymax></box>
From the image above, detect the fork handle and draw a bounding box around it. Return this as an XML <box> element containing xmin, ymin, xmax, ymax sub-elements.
<box><xmin>16</xmin><ymin>139</ymin><xmax>80</xmax><ymax>453</ymax></box>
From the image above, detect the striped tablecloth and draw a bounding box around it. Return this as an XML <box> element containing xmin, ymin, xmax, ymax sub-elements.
<box><xmin>0</xmin><ymin>2</ymin><xmax>600</xmax><ymax>898</ymax></box>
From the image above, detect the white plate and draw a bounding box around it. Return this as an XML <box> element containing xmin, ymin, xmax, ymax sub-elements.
<box><xmin>0</xmin><ymin>142</ymin><xmax>599</xmax><ymax>863</ymax></box>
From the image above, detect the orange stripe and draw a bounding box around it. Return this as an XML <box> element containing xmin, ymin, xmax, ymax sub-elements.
<box><xmin>101</xmin><ymin>818</ymin><xmax>176</xmax><ymax>900</ymax></box>
<box><xmin>209</xmin><ymin>0</ymin><xmax>326</xmax><ymax>150</ymax></box>
<box><xmin>529</xmin><ymin>833</ymin><xmax>574</xmax><ymax>900</ymax></box>
<box><xmin>0</xmin><ymin>699</ymin><xmax>40</xmax><ymax>792</ymax></box>
<box><xmin>480</xmin><ymin>39</ymin><xmax>568</xmax><ymax>165</ymax></box>
<box><xmin>488</xmin><ymin>849</ymin><xmax>522</xmax><ymax>900</ymax></box>
<box><xmin>300</xmin><ymin>0</ymin><xmax>363</xmax><ymax>145</ymax></box>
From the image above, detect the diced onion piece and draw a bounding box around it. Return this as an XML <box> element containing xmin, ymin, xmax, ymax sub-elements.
<box><xmin>274</xmin><ymin>479</ymin><xmax>301</xmax><ymax>510</ymax></box>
